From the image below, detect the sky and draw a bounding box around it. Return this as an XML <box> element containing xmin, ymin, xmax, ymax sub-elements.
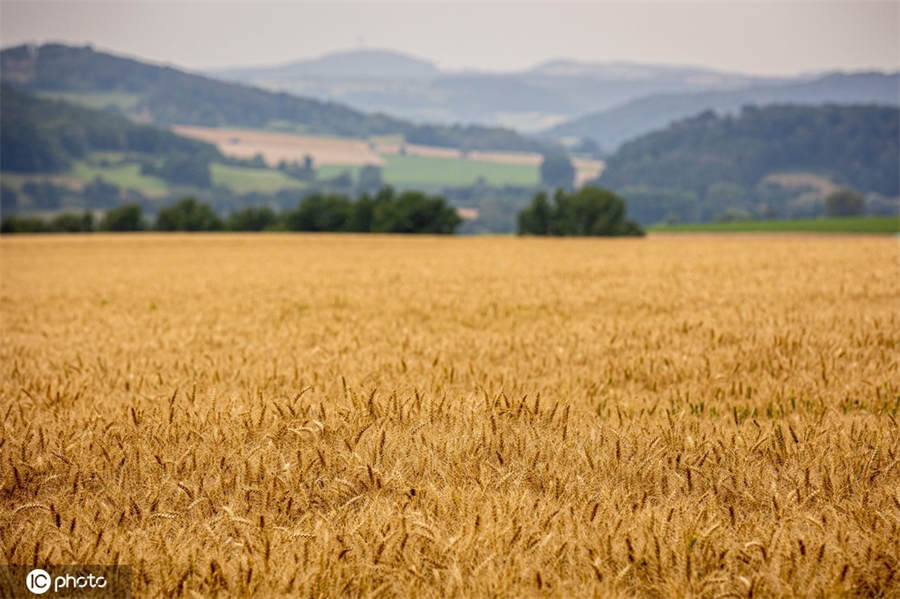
<box><xmin>1</xmin><ymin>1</ymin><xmax>897</xmax><ymax>76</ymax></box>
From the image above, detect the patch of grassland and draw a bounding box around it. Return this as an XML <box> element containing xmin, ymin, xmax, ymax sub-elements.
<box><xmin>85</xmin><ymin>151</ymin><xmax>131</xmax><ymax>165</ymax></box>
<box><xmin>649</xmin><ymin>216</ymin><xmax>899</xmax><ymax>234</ymax></box>
<box><xmin>70</xmin><ymin>162</ymin><xmax>169</xmax><ymax>195</ymax></box>
<box><xmin>382</xmin><ymin>154</ymin><xmax>539</xmax><ymax>187</ymax></box>
<box><xmin>316</xmin><ymin>165</ymin><xmax>361</xmax><ymax>181</ymax></box>
<box><xmin>210</xmin><ymin>164</ymin><xmax>308</xmax><ymax>193</ymax></box>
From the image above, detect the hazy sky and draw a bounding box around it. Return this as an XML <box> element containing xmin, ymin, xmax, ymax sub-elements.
<box><xmin>1</xmin><ymin>1</ymin><xmax>897</xmax><ymax>75</ymax></box>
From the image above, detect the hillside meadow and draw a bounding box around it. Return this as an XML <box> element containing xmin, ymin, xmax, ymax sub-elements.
<box><xmin>1</xmin><ymin>234</ymin><xmax>898</xmax><ymax>598</ymax></box>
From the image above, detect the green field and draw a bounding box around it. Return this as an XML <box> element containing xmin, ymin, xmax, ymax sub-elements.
<box><xmin>308</xmin><ymin>164</ymin><xmax>359</xmax><ymax>182</ymax></box>
<box><xmin>382</xmin><ymin>154</ymin><xmax>538</xmax><ymax>187</ymax></box>
<box><xmin>210</xmin><ymin>164</ymin><xmax>308</xmax><ymax>193</ymax></box>
<box><xmin>649</xmin><ymin>215</ymin><xmax>900</xmax><ymax>234</ymax></box>
<box><xmin>317</xmin><ymin>155</ymin><xmax>538</xmax><ymax>188</ymax></box>
<box><xmin>70</xmin><ymin>162</ymin><xmax>169</xmax><ymax>195</ymax></box>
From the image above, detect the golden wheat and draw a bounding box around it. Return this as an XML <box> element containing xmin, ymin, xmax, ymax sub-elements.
<box><xmin>1</xmin><ymin>233</ymin><xmax>899</xmax><ymax>598</ymax></box>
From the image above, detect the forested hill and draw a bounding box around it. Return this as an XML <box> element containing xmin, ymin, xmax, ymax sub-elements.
<box><xmin>546</xmin><ymin>72</ymin><xmax>900</xmax><ymax>150</ymax></box>
<box><xmin>601</xmin><ymin>104</ymin><xmax>898</xmax><ymax>195</ymax></box>
<box><xmin>596</xmin><ymin>104</ymin><xmax>899</xmax><ymax>224</ymax></box>
<box><xmin>0</xmin><ymin>44</ymin><xmax>545</xmax><ymax>152</ymax></box>
<box><xmin>0</xmin><ymin>84</ymin><xmax>221</xmax><ymax>172</ymax></box>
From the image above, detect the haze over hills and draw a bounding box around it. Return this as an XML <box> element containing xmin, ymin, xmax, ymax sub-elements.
<box><xmin>2</xmin><ymin>42</ymin><xmax>898</xmax><ymax>231</ymax></box>
<box><xmin>209</xmin><ymin>48</ymin><xmax>898</xmax><ymax>141</ymax></box>
<box><xmin>545</xmin><ymin>71</ymin><xmax>900</xmax><ymax>150</ymax></box>
<box><xmin>0</xmin><ymin>43</ymin><xmax>545</xmax><ymax>152</ymax></box>
<box><xmin>209</xmin><ymin>48</ymin><xmax>783</xmax><ymax>131</ymax></box>
<box><xmin>211</xmin><ymin>49</ymin><xmax>440</xmax><ymax>81</ymax></box>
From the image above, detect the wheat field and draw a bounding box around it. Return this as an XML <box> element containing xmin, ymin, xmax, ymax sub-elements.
<box><xmin>1</xmin><ymin>234</ymin><xmax>899</xmax><ymax>598</ymax></box>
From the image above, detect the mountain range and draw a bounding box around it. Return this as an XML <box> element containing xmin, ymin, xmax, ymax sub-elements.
<box><xmin>209</xmin><ymin>50</ymin><xmax>781</xmax><ymax>132</ymax></box>
<box><xmin>209</xmin><ymin>48</ymin><xmax>898</xmax><ymax>145</ymax></box>
<box><xmin>546</xmin><ymin>71</ymin><xmax>900</xmax><ymax>150</ymax></box>
<box><xmin>0</xmin><ymin>44</ymin><xmax>544</xmax><ymax>152</ymax></box>
<box><xmin>4</xmin><ymin>43</ymin><xmax>896</xmax><ymax>155</ymax></box>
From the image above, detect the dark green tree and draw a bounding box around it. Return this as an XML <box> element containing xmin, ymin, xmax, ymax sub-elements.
<box><xmin>517</xmin><ymin>192</ymin><xmax>552</xmax><ymax>235</ymax></box>
<box><xmin>49</xmin><ymin>211</ymin><xmax>94</xmax><ymax>232</ymax></box>
<box><xmin>349</xmin><ymin>193</ymin><xmax>375</xmax><ymax>232</ymax></box>
<box><xmin>1</xmin><ymin>215</ymin><xmax>49</xmax><ymax>233</ymax></box>
<box><xmin>155</xmin><ymin>197</ymin><xmax>223</xmax><ymax>231</ymax></box>
<box><xmin>371</xmin><ymin>188</ymin><xmax>461</xmax><ymax>234</ymax></box>
<box><xmin>825</xmin><ymin>188</ymin><xmax>865</xmax><ymax>217</ymax></box>
<box><xmin>226</xmin><ymin>206</ymin><xmax>280</xmax><ymax>231</ymax></box>
<box><xmin>518</xmin><ymin>186</ymin><xmax>643</xmax><ymax>237</ymax></box>
<box><xmin>285</xmin><ymin>194</ymin><xmax>353</xmax><ymax>232</ymax></box>
<box><xmin>101</xmin><ymin>204</ymin><xmax>145</xmax><ymax>231</ymax></box>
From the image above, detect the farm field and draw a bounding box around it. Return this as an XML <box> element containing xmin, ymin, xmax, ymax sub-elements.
<box><xmin>173</xmin><ymin>126</ymin><xmax>385</xmax><ymax>167</ymax></box>
<box><xmin>649</xmin><ymin>216</ymin><xmax>900</xmax><ymax>234</ymax></box>
<box><xmin>173</xmin><ymin>125</ymin><xmax>604</xmax><ymax>188</ymax></box>
<box><xmin>1</xmin><ymin>235</ymin><xmax>898</xmax><ymax>597</ymax></box>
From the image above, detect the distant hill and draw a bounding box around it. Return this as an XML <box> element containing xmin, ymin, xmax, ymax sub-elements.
<box><xmin>525</xmin><ymin>59</ymin><xmax>764</xmax><ymax>87</ymax></box>
<box><xmin>545</xmin><ymin>72</ymin><xmax>900</xmax><ymax>150</ymax></box>
<box><xmin>596</xmin><ymin>104</ymin><xmax>899</xmax><ymax>224</ymax></box>
<box><xmin>207</xmin><ymin>50</ymin><xmax>781</xmax><ymax>131</ymax></box>
<box><xmin>0</xmin><ymin>44</ymin><xmax>544</xmax><ymax>152</ymax></box>
<box><xmin>0</xmin><ymin>84</ymin><xmax>220</xmax><ymax>172</ymax></box>
<box><xmin>212</xmin><ymin>48</ymin><xmax>440</xmax><ymax>81</ymax></box>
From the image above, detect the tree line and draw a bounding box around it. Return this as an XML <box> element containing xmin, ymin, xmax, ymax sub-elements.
<box><xmin>1</xmin><ymin>187</ymin><xmax>462</xmax><ymax>234</ymax></box>
<box><xmin>3</xmin><ymin>185</ymin><xmax>650</xmax><ymax>237</ymax></box>
<box><xmin>517</xmin><ymin>186</ymin><xmax>644</xmax><ymax>236</ymax></box>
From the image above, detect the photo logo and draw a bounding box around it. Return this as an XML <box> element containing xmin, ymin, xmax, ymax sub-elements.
<box><xmin>25</xmin><ymin>569</ymin><xmax>51</xmax><ymax>595</ymax></box>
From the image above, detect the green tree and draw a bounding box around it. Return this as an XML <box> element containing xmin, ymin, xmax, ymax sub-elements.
<box><xmin>155</xmin><ymin>197</ymin><xmax>223</xmax><ymax>231</ymax></box>
<box><xmin>517</xmin><ymin>192</ymin><xmax>552</xmax><ymax>235</ymax></box>
<box><xmin>1</xmin><ymin>215</ymin><xmax>49</xmax><ymax>233</ymax></box>
<box><xmin>285</xmin><ymin>194</ymin><xmax>353</xmax><ymax>232</ymax></box>
<box><xmin>371</xmin><ymin>188</ymin><xmax>461</xmax><ymax>234</ymax></box>
<box><xmin>101</xmin><ymin>204</ymin><xmax>145</xmax><ymax>231</ymax></box>
<box><xmin>349</xmin><ymin>193</ymin><xmax>375</xmax><ymax>232</ymax></box>
<box><xmin>227</xmin><ymin>206</ymin><xmax>280</xmax><ymax>231</ymax></box>
<box><xmin>517</xmin><ymin>186</ymin><xmax>643</xmax><ymax>237</ymax></box>
<box><xmin>540</xmin><ymin>150</ymin><xmax>576</xmax><ymax>190</ymax></box>
<box><xmin>49</xmin><ymin>211</ymin><xmax>94</xmax><ymax>232</ymax></box>
<box><xmin>825</xmin><ymin>188</ymin><xmax>865</xmax><ymax>217</ymax></box>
